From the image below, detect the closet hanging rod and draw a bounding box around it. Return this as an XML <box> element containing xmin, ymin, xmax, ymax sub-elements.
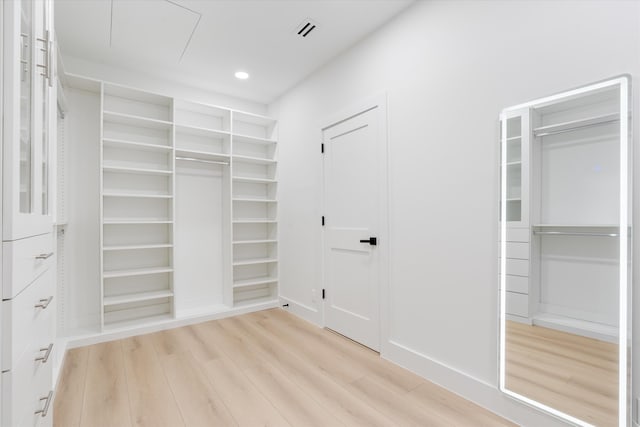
<box><xmin>533</xmin><ymin>230</ymin><xmax>619</xmax><ymax>237</ymax></box>
<box><xmin>534</xmin><ymin>118</ymin><xmax>620</xmax><ymax>137</ymax></box>
<box><xmin>175</xmin><ymin>156</ymin><xmax>229</xmax><ymax>166</ymax></box>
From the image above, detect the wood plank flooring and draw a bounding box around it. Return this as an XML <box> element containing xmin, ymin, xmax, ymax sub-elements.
<box><xmin>505</xmin><ymin>320</ymin><xmax>618</xmax><ymax>427</ymax></box>
<box><xmin>54</xmin><ymin>309</ymin><xmax>515</xmax><ymax>427</ymax></box>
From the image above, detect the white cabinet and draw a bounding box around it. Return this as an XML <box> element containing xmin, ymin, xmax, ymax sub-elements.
<box><xmin>2</xmin><ymin>0</ymin><xmax>55</xmax><ymax>241</ymax></box>
<box><xmin>2</xmin><ymin>1</ymin><xmax>56</xmax><ymax>425</ymax></box>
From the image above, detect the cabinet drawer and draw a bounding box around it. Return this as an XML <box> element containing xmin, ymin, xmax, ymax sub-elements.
<box><xmin>506</xmin><ymin>291</ymin><xmax>529</xmax><ymax>318</ymax></box>
<box><xmin>506</xmin><ymin>258</ymin><xmax>528</xmax><ymax>277</ymax></box>
<box><xmin>506</xmin><ymin>242</ymin><xmax>529</xmax><ymax>260</ymax></box>
<box><xmin>2</xmin><ymin>268</ymin><xmax>55</xmax><ymax>371</ymax></box>
<box><xmin>2</xmin><ymin>340</ymin><xmax>53</xmax><ymax>427</ymax></box>
<box><xmin>3</xmin><ymin>233</ymin><xmax>54</xmax><ymax>298</ymax></box>
<box><xmin>506</xmin><ymin>275</ymin><xmax>529</xmax><ymax>294</ymax></box>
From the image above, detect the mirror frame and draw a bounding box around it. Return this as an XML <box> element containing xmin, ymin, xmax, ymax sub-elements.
<box><xmin>499</xmin><ymin>76</ymin><xmax>631</xmax><ymax>427</ymax></box>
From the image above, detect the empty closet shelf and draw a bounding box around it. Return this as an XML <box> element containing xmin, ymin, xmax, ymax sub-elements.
<box><xmin>103</xmin><ymin>110</ymin><xmax>173</xmax><ymax>130</ymax></box>
<box><xmin>232</xmin><ymin>155</ymin><xmax>276</xmax><ymax>165</ymax></box>
<box><xmin>103</xmin><ymin>193</ymin><xmax>173</xmax><ymax>199</ymax></box>
<box><xmin>233</xmin><ymin>134</ymin><xmax>277</xmax><ymax>145</ymax></box>
<box><xmin>103</xmin><ymin>267</ymin><xmax>173</xmax><ymax>278</ymax></box>
<box><xmin>233</xmin><ymin>239</ymin><xmax>277</xmax><ymax>244</ymax></box>
<box><xmin>103</xmin><ymin>314</ymin><xmax>173</xmax><ymax>331</ymax></box>
<box><xmin>175</xmin><ymin>123</ymin><xmax>230</xmax><ymax>138</ymax></box>
<box><xmin>532</xmin><ymin>112</ymin><xmax>619</xmax><ymax>137</ymax></box>
<box><xmin>103</xmin><ymin>244</ymin><xmax>173</xmax><ymax>251</ymax></box>
<box><xmin>232</xmin><ymin>258</ymin><xmax>278</xmax><ymax>266</ymax></box>
<box><xmin>233</xmin><ymin>198</ymin><xmax>277</xmax><ymax>203</ymax></box>
<box><xmin>103</xmin><ymin>218</ymin><xmax>173</xmax><ymax>224</ymax></box>
<box><xmin>103</xmin><ymin>165</ymin><xmax>173</xmax><ymax>175</ymax></box>
<box><xmin>175</xmin><ymin>149</ymin><xmax>230</xmax><ymax>162</ymax></box>
<box><xmin>233</xmin><ymin>277</ymin><xmax>278</xmax><ymax>288</ymax></box>
<box><xmin>232</xmin><ymin>219</ymin><xmax>277</xmax><ymax>224</ymax></box>
<box><xmin>232</xmin><ymin>176</ymin><xmax>277</xmax><ymax>184</ymax></box>
<box><xmin>102</xmin><ymin>138</ymin><xmax>172</xmax><ymax>152</ymax></box>
<box><xmin>103</xmin><ymin>290</ymin><xmax>174</xmax><ymax>306</ymax></box>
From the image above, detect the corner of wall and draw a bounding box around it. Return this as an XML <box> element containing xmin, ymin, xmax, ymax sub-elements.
<box><xmin>279</xmin><ymin>295</ymin><xmax>323</xmax><ymax>327</ymax></box>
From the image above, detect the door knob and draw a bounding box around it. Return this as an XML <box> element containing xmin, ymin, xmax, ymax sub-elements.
<box><xmin>359</xmin><ymin>237</ymin><xmax>377</xmax><ymax>246</ymax></box>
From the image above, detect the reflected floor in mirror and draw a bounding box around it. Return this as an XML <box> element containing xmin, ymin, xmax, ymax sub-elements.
<box><xmin>505</xmin><ymin>321</ymin><xmax>617</xmax><ymax>427</ymax></box>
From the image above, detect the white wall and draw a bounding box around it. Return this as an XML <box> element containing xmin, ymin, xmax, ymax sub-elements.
<box><xmin>269</xmin><ymin>1</ymin><xmax>640</xmax><ymax>425</ymax></box>
<box><xmin>61</xmin><ymin>55</ymin><xmax>267</xmax><ymax>115</ymax></box>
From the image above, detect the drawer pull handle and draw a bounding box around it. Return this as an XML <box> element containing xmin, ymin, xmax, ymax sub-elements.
<box><xmin>34</xmin><ymin>390</ymin><xmax>53</xmax><ymax>417</ymax></box>
<box><xmin>35</xmin><ymin>252</ymin><xmax>54</xmax><ymax>260</ymax></box>
<box><xmin>35</xmin><ymin>343</ymin><xmax>53</xmax><ymax>363</ymax></box>
<box><xmin>34</xmin><ymin>296</ymin><xmax>53</xmax><ymax>309</ymax></box>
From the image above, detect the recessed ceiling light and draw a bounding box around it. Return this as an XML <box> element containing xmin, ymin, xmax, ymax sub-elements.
<box><xmin>235</xmin><ymin>71</ymin><xmax>249</xmax><ymax>80</ymax></box>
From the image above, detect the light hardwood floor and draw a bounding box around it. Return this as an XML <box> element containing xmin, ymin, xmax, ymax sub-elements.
<box><xmin>54</xmin><ymin>309</ymin><xmax>516</xmax><ymax>427</ymax></box>
<box><xmin>505</xmin><ymin>320</ymin><xmax>618</xmax><ymax>427</ymax></box>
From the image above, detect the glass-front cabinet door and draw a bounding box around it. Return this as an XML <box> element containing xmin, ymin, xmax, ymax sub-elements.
<box><xmin>3</xmin><ymin>0</ymin><xmax>55</xmax><ymax>240</ymax></box>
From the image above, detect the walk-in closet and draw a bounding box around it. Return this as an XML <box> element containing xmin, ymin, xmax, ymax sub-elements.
<box><xmin>2</xmin><ymin>1</ymin><xmax>639</xmax><ymax>426</ymax></box>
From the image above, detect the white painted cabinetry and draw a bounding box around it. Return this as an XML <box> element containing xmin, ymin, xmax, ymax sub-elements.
<box><xmin>2</xmin><ymin>0</ymin><xmax>57</xmax><ymax>425</ymax></box>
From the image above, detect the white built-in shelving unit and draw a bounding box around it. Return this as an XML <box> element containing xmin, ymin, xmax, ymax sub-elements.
<box><xmin>93</xmin><ymin>80</ymin><xmax>279</xmax><ymax>331</ymax></box>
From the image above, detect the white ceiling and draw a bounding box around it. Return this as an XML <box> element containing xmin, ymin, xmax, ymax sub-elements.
<box><xmin>55</xmin><ymin>0</ymin><xmax>414</xmax><ymax>103</ymax></box>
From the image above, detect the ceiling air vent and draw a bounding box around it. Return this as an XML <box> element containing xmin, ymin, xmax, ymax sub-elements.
<box><xmin>295</xmin><ymin>19</ymin><xmax>318</xmax><ymax>38</ymax></box>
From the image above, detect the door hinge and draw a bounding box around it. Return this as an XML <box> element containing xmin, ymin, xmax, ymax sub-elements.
<box><xmin>321</xmin><ymin>143</ymin><xmax>324</xmax><ymax>153</ymax></box>
<box><xmin>322</xmin><ymin>289</ymin><xmax>325</xmax><ymax>299</ymax></box>
<box><xmin>321</xmin><ymin>216</ymin><xmax>325</xmax><ymax>226</ymax></box>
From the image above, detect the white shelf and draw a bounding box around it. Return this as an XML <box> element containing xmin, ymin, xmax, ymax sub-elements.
<box><xmin>103</xmin><ymin>218</ymin><xmax>173</xmax><ymax>225</ymax></box>
<box><xmin>232</xmin><ymin>219</ymin><xmax>277</xmax><ymax>224</ymax></box>
<box><xmin>506</xmin><ymin>161</ymin><xmax>521</xmax><ymax>167</ymax></box>
<box><xmin>232</xmin><ymin>155</ymin><xmax>276</xmax><ymax>165</ymax></box>
<box><xmin>103</xmin><ymin>314</ymin><xmax>173</xmax><ymax>331</ymax></box>
<box><xmin>233</xmin><ymin>134</ymin><xmax>277</xmax><ymax>145</ymax></box>
<box><xmin>232</xmin><ymin>258</ymin><xmax>278</xmax><ymax>266</ymax></box>
<box><xmin>103</xmin><ymin>192</ymin><xmax>173</xmax><ymax>199</ymax></box>
<box><xmin>175</xmin><ymin>123</ymin><xmax>230</xmax><ymax>139</ymax></box>
<box><xmin>103</xmin><ymin>244</ymin><xmax>173</xmax><ymax>251</ymax></box>
<box><xmin>233</xmin><ymin>239</ymin><xmax>277</xmax><ymax>245</ymax></box>
<box><xmin>532</xmin><ymin>112</ymin><xmax>619</xmax><ymax>137</ymax></box>
<box><xmin>103</xmin><ymin>110</ymin><xmax>173</xmax><ymax>130</ymax></box>
<box><xmin>233</xmin><ymin>277</ymin><xmax>278</xmax><ymax>289</ymax></box>
<box><xmin>175</xmin><ymin>149</ymin><xmax>230</xmax><ymax>162</ymax></box>
<box><xmin>103</xmin><ymin>165</ymin><xmax>172</xmax><ymax>175</ymax></box>
<box><xmin>103</xmin><ymin>290</ymin><xmax>174</xmax><ymax>306</ymax></box>
<box><xmin>102</xmin><ymin>138</ymin><xmax>172</xmax><ymax>152</ymax></box>
<box><xmin>506</xmin><ymin>135</ymin><xmax>521</xmax><ymax>141</ymax></box>
<box><xmin>233</xmin><ymin>198</ymin><xmax>277</xmax><ymax>203</ymax></box>
<box><xmin>103</xmin><ymin>266</ymin><xmax>174</xmax><ymax>279</ymax></box>
<box><xmin>506</xmin><ymin>198</ymin><xmax>521</xmax><ymax>202</ymax></box>
<box><xmin>232</xmin><ymin>176</ymin><xmax>276</xmax><ymax>184</ymax></box>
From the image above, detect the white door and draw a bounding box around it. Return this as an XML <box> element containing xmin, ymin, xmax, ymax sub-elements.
<box><xmin>323</xmin><ymin>106</ymin><xmax>384</xmax><ymax>351</ymax></box>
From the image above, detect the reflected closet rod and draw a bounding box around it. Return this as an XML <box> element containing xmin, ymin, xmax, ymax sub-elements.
<box><xmin>533</xmin><ymin>230</ymin><xmax>619</xmax><ymax>237</ymax></box>
<box><xmin>176</xmin><ymin>156</ymin><xmax>229</xmax><ymax>166</ymax></box>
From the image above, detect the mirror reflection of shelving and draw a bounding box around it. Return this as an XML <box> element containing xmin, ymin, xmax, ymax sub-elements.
<box><xmin>505</xmin><ymin>116</ymin><xmax>522</xmax><ymax>222</ymax></box>
<box><xmin>529</xmin><ymin>85</ymin><xmax>622</xmax><ymax>340</ymax></box>
<box><xmin>500</xmin><ymin>77</ymin><xmax>630</xmax><ymax>427</ymax></box>
<box><xmin>101</xmin><ymin>83</ymin><xmax>175</xmax><ymax>330</ymax></box>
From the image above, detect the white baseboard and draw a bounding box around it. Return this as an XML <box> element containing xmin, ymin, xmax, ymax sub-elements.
<box><xmin>383</xmin><ymin>339</ymin><xmax>571</xmax><ymax>427</ymax></box>
<box><xmin>65</xmin><ymin>300</ymin><xmax>278</xmax><ymax>348</ymax></box>
<box><xmin>279</xmin><ymin>295</ymin><xmax>322</xmax><ymax>326</ymax></box>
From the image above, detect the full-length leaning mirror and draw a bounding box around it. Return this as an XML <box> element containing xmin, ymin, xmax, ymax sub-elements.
<box><xmin>499</xmin><ymin>76</ymin><xmax>631</xmax><ymax>427</ymax></box>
